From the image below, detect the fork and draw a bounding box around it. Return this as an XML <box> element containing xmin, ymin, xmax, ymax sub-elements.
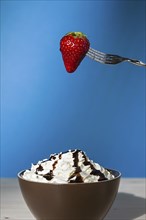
<box><xmin>86</xmin><ymin>47</ymin><xmax>146</xmax><ymax>67</ymax></box>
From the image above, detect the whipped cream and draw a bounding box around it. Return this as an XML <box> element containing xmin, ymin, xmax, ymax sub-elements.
<box><xmin>23</xmin><ymin>149</ymin><xmax>114</xmax><ymax>183</ymax></box>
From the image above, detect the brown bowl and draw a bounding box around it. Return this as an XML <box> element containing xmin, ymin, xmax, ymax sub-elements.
<box><xmin>18</xmin><ymin>169</ymin><xmax>121</xmax><ymax>220</ymax></box>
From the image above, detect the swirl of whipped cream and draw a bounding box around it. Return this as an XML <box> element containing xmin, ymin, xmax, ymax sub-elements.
<box><xmin>23</xmin><ymin>149</ymin><xmax>114</xmax><ymax>183</ymax></box>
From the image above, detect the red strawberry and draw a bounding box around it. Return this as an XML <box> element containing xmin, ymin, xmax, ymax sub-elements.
<box><xmin>60</xmin><ymin>32</ymin><xmax>90</xmax><ymax>73</ymax></box>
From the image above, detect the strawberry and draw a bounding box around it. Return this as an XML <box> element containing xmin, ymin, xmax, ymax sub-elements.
<box><xmin>60</xmin><ymin>32</ymin><xmax>90</xmax><ymax>73</ymax></box>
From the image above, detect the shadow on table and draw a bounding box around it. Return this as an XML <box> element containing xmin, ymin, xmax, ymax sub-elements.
<box><xmin>105</xmin><ymin>192</ymin><xmax>146</xmax><ymax>220</ymax></box>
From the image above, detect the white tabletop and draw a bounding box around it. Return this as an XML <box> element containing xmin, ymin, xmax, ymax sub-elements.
<box><xmin>1</xmin><ymin>178</ymin><xmax>146</xmax><ymax>220</ymax></box>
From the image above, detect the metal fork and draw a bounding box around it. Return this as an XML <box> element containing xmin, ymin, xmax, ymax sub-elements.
<box><xmin>86</xmin><ymin>47</ymin><xmax>146</xmax><ymax>67</ymax></box>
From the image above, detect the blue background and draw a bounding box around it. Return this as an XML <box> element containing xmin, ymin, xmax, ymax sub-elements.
<box><xmin>1</xmin><ymin>0</ymin><xmax>145</xmax><ymax>177</ymax></box>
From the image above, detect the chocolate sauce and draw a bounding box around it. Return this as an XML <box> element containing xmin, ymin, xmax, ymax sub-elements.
<box><xmin>82</xmin><ymin>151</ymin><xmax>107</xmax><ymax>181</ymax></box>
<box><xmin>52</xmin><ymin>160</ymin><xmax>58</xmax><ymax>170</ymax></box>
<box><xmin>59</xmin><ymin>153</ymin><xmax>62</xmax><ymax>160</ymax></box>
<box><xmin>43</xmin><ymin>170</ymin><xmax>53</xmax><ymax>181</ymax></box>
<box><xmin>61</xmin><ymin>149</ymin><xmax>74</xmax><ymax>155</ymax></box>
<box><xmin>36</xmin><ymin>164</ymin><xmax>44</xmax><ymax>174</ymax></box>
<box><xmin>72</xmin><ymin>149</ymin><xmax>80</xmax><ymax>167</ymax></box>
<box><xmin>50</xmin><ymin>155</ymin><xmax>56</xmax><ymax>160</ymax></box>
<box><xmin>90</xmin><ymin>169</ymin><xmax>107</xmax><ymax>181</ymax></box>
<box><xmin>34</xmin><ymin>149</ymin><xmax>108</xmax><ymax>183</ymax></box>
<box><xmin>43</xmin><ymin>152</ymin><xmax>63</xmax><ymax>181</ymax></box>
<box><xmin>69</xmin><ymin>174</ymin><xmax>83</xmax><ymax>183</ymax></box>
<box><xmin>68</xmin><ymin>150</ymin><xmax>83</xmax><ymax>183</ymax></box>
<box><xmin>82</xmin><ymin>151</ymin><xmax>94</xmax><ymax>169</ymax></box>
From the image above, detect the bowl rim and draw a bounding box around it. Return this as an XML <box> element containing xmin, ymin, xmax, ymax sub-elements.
<box><xmin>18</xmin><ymin>168</ymin><xmax>121</xmax><ymax>186</ymax></box>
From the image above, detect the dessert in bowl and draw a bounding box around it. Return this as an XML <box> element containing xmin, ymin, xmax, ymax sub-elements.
<box><xmin>18</xmin><ymin>149</ymin><xmax>121</xmax><ymax>220</ymax></box>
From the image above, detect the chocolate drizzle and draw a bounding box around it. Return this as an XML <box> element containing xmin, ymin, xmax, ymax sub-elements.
<box><xmin>59</xmin><ymin>153</ymin><xmax>62</xmax><ymax>160</ymax></box>
<box><xmin>73</xmin><ymin>150</ymin><xmax>80</xmax><ymax>167</ymax></box>
<box><xmin>43</xmin><ymin>170</ymin><xmax>53</xmax><ymax>181</ymax></box>
<box><xmin>82</xmin><ymin>151</ymin><xmax>107</xmax><ymax>181</ymax></box>
<box><xmin>52</xmin><ymin>160</ymin><xmax>58</xmax><ymax>170</ymax></box>
<box><xmin>68</xmin><ymin>150</ymin><xmax>83</xmax><ymax>183</ymax></box>
<box><xmin>50</xmin><ymin>155</ymin><xmax>56</xmax><ymax>160</ymax></box>
<box><xmin>34</xmin><ymin>149</ymin><xmax>108</xmax><ymax>183</ymax></box>
<box><xmin>43</xmin><ymin>153</ymin><xmax>61</xmax><ymax>181</ymax></box>
<box><xmin>36</xmin><ymin>164</ymin><xmax>44</xmax><ymax>174</ymax></box>
<box><xmin>90</xmin><ymin>169</ymin><xmax>107</xmax><ymax>181</ymax></box>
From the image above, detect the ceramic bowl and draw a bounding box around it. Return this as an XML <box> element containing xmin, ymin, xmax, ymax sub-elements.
<box><xmin>18</xmin><ymin>169</ymin><xmax>121</xmax><ymax>220</ymax></box>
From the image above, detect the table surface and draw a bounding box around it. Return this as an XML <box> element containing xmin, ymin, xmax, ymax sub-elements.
<box><xmin>0</xmin><ymin>178</ymin><xmax>146</xmax><ymax>220</ymax></box>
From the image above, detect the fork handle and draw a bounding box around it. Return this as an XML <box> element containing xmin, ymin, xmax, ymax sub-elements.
<box><xmin>125</xmin><ymin>58</ymin><xmax>146</xmax><ymax>67</ymax></box>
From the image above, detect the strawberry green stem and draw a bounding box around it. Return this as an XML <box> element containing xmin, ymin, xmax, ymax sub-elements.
<box><xmin>66</xmin><ymin>32</ymin><xmax>87</xmax><ymax>38</ymax></box>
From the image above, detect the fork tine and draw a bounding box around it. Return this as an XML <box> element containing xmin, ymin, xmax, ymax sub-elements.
<box><xmin>87</xmin><ymin>49</ymin><xmax>122</xmax><ymax>64</ymax></box>
<box><xmin>89</xmin><ymin>48</ymin><xmax>124</xmax><ymax>61</ymax></box>
<box><xmin>86</xmin><ymin>51</ymin><xmax>106</xmax><ymax>63</ymax></box>
<box><xmin>89</xmin><ymin>47</ymin><xmax>106</xmax><ymax>57</ymax></box>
